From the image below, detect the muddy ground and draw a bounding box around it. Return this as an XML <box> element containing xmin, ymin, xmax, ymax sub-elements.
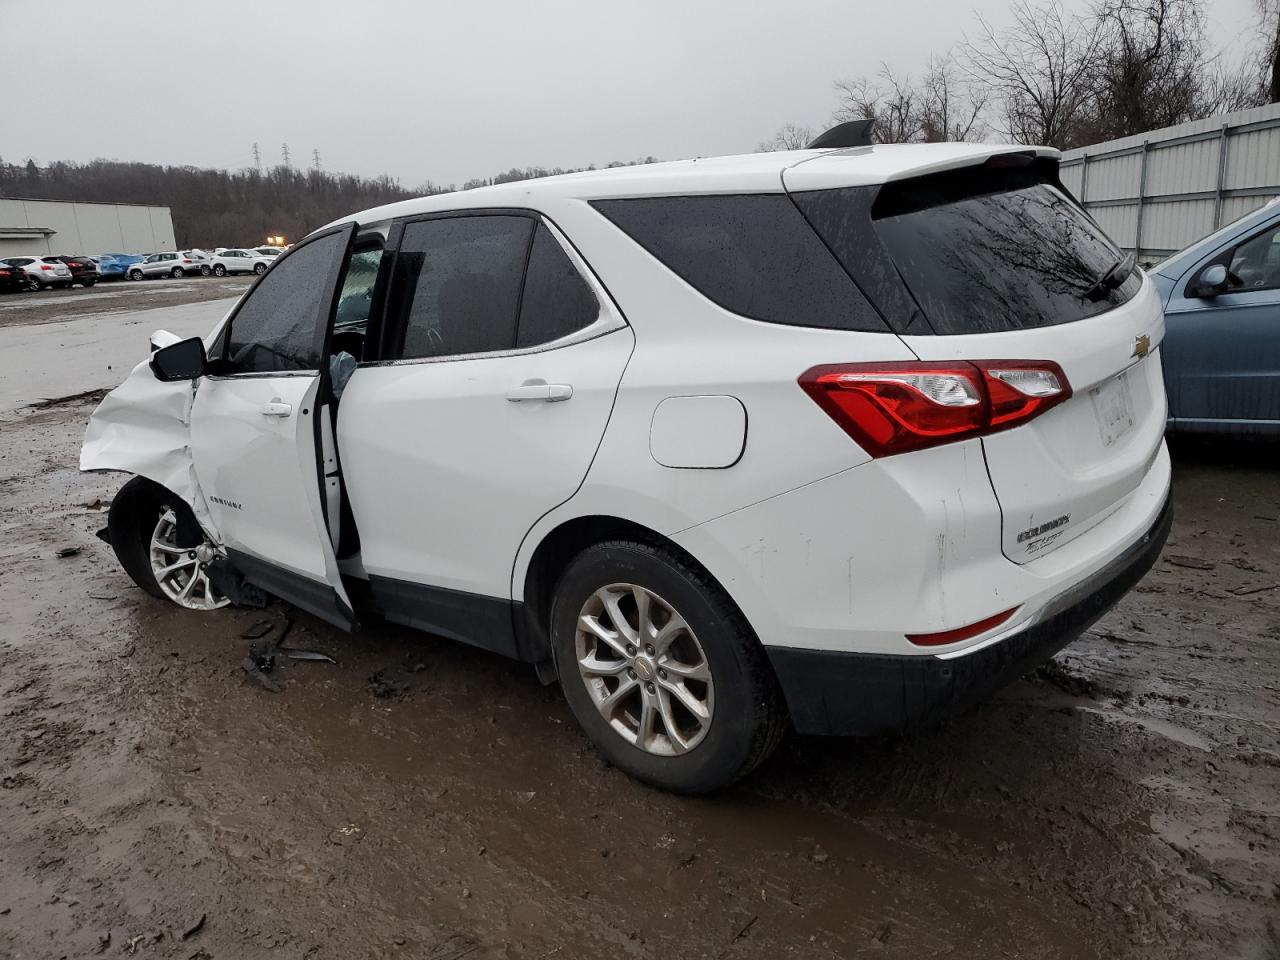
<box><xmin>0</xmin><ymin>276</ymin><xmax>251</xmax><ymax>330</ymax></box>
<box><xmin>1</xmin><ymin>300</ymin><xmax>1278</xmax><ymax>959</ymax></box>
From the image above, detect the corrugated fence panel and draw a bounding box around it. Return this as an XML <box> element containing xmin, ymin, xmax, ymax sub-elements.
<box><xmin>1146</xmin><ymin>137</ymin><xmax>1219</xmax><ymax>196</ymax></box>
<box><xmin>1060</xmin><ymin>102</ymin><xmax>1280</xmax><ymax>258</ymax></box>
<box><xmin>1090</xmin><ymin>204</ymin><xmax>1139</xmax><ymax>248</ymax></box>
<box><xmin>1219</xmin><ymin>193</ymin><xmax>1278</xmax><ymax>225</ymax></box>
<box><xmin>1081</xmin><ymin>152</ymin><xmax>1143</xmax><ymax>201</ymax></box>
<box><xmin>1140</xmin><ymin>199</ymin><xmax>1216</xmax><ymax>253</ymax></box>
<box><xmin>1226</xmin><ymin>123</ymin><xmax>1280</xmax><ymax>190</ymax></box>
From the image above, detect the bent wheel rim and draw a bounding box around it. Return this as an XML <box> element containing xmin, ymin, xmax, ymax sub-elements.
<box><xmin>148</xmin><ymin>508</ymin><xmax>229</xmax><ymax>610</ymax></box>
<box><xmin>575</xmin><ymin>583</ymin><xmax>714</xmax><ymax>756</ymax></box>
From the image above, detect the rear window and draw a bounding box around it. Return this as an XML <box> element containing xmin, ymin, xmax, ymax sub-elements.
<box><xmin>591</xmin><ymin>194</ymin><xmax>886</xmax><ymax>332</ymax></box>
<box><xmin>795</xmin><ymin>165</ymin><xmax>1140</xmax><ymax>336</ymax></box>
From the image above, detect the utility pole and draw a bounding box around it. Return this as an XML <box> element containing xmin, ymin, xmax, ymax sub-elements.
<box><xmin>311</xmin><ymin>148</ymin><xmax>321</xmax><ymax>173</ymax></box>
<box><xmin>251</xmin><ymin>142</ymin><xmax>261</xmax><ymax>171</ymax></box>
<box><xmin>281</xmin><ymin>143</ymin><xmax>291</xmax><ymax>169</ymax></box>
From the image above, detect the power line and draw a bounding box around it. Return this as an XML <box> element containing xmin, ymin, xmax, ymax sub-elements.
<box><xmin>281</xmin><ymin>143</ymin><xmax>291</xmax><ymax>169</ymax></box>
<box><xmin>251</xmin><ymin>142</ymin><xmax>261</xmax><ymax>171</ymax></box>
<box><xmin>312</xmin><ymin>148</ymin><xmax>321</xmax><ymax>172</ymax></box>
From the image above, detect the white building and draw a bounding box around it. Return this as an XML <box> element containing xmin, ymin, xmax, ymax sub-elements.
<box><xmin>0</xmin><ymin>197</ymin><xmax>176</xmax><ymax>259</ymax></box>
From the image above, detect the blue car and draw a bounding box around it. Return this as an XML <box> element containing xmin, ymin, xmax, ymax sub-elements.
<box><xmin>1152</xmin><ymin>198</ymin><xmax>1280</xmax><ymax>437</ymax></box>
<box><xmin>95</xmin><ymin>254</ymin><xmax>143</xmax><ymax>280</ymax></box>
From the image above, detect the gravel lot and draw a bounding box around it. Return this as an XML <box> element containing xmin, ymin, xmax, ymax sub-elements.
<box><xmin>0</xmin><ymin>283</ymin><xmax>1277</xmax><ymax>959</ymax></box>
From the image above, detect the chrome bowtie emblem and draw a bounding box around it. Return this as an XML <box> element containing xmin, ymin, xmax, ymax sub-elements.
<box><xmin>1132</xmin><ymin>334</ymin><xmax>1151</xmax><ymax>359</ymax></box>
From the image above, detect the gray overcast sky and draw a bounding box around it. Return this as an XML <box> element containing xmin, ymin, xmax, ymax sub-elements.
<box><xmin>2</xmin><ymin>0</ymin><xmax>1260</xmax><ymax>187</ymax></box>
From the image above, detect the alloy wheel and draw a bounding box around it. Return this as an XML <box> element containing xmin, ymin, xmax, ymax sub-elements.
<box><xmin>575</xmin><ymin>583</ymin><xmax>714</xmax><ymax>756</ymax></box>
<box><xmin>148</xmin><ymin>508</ymin><xmax>229</xmax><ymax>610</ymax></box>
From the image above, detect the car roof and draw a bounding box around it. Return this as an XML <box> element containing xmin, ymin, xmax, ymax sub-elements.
<box><xmin>326</xmin><ymin>142</ymin><xmax>1058</xmax><ymax>231</ymax></box>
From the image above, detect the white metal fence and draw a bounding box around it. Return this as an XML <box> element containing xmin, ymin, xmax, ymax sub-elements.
<box><xmin>1059</xmin><ymin>102</ymin><xmax>1280</xmax><ymax>263</ymax></box>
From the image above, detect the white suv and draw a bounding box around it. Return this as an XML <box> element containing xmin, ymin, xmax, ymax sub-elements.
<box><xmin>82</xmin><ymin>136</ymin><xmax>1171</xmax><ymax>793</ymax></box>
<box><xmin>210</xmin><ymin>249</ymin><xmax>272</xmax><ymax>277</ymax></box>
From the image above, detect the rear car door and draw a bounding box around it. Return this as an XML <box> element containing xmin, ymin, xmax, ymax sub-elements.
<box><xmin>189</xmin><ymin>224</ymin><xmax>359</xmax><ymax>627</ymax></box>
<box><xmin>1164</xmin><ymin>220</ymin><xmax>1280</xmax><ymax>432</ymax></box>
<box><xmin>336</xmin><ymin>212</ymin><xmax>634</xmax><ymax>654</ymax></box>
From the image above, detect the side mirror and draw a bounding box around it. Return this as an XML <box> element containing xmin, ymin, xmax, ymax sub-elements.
<box><xmin>1192</xmin><ymin>263</ymin><xmax>1228</xmax><ymax>298</ymax></box>
<box><xmin>150</xmin><ymin>336</ymin><xmax>207</xmax><ymax>381</ymax></box>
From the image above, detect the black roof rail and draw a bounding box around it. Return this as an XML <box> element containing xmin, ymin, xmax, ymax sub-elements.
<box><xmin>806</xmin><ymin>119</ymin><xmax>875</xmax><ymax>150</ymax></box>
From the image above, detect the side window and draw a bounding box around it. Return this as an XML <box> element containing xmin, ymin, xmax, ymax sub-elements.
<box><xmin>591</xmin><ymin>194</ymin><xmax>886</xmax><ymax>332</ymax></box>
<box><xmin>223</xmin><ymin>232</ymin><xmax>344</xmax><ymax>374</ymax></box>
<box><xmin>516</xmin><ymin>225</ymin><xmax>599</xmax><ymax>347</ymax></box>
<box><xmin>388</xmin><ymin>215</ymin><xmax>533</xmax><ymax>360</ymax></box>
<box><xmin>332</xmin><ymin>243</ymin><xmax>386</xmax><ymax>361</ymax></box>
<box><xmin>1227</xmin><ymin>224</ymin><xmax>1280</xmax><ymax>291</ymax></box>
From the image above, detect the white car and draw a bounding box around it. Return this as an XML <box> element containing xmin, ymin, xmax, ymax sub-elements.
<box><xmin>1</xmin><ymin>255</ymin><xmax>73</xmax><ymax>289</ymax></box>
<box><xmin>254</xmin><ymin>246</ymin><xmax>285</xmax><ymax>258</ymax></box>
<box><xmin>210</xmin><ymin>249</ymin><xmax>272</xmax><ymax>277</ymax></box>
<box><xmin>127</xmin><ymin>252</ymin><xmax>206</xmax><ymax>280</ymax></box>
<box><xmin>81</xmin><ymin>132</ymin><xmax>1170</xmax><ymax>793</ymax></box>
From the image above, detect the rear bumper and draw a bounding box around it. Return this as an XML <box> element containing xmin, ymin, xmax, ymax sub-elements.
<box><xmin>767</xmin><ymin>493</ymin><xmax>1172</xmax><ymax>736</ymax></box>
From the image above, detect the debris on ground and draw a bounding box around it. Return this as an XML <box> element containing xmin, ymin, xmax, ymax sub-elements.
<box><xmin>180</xmin><ymin>913</ymin><xmax>206</xmax><ymax>940</ymax></box>
<box><xmin>1165</xmin><ymin>555</ymin><xmax>1215</xmax><ymax>571</ymax></box>
<box><xmin>367</xmin><ymin>669</ymin><xmax>410</xmax><ymax>699</ymax></box>
<box><xmin>55</xmin><ymin>546</ymin><xmax>82</xmax><ymax>558</ymax></box>
<box><xmin>285</xmin><ymin>649</ymin><xmax>336</xmax><ymax>663</ymax></box>
<box><xmin>1033</xmin><ymin>657</ymin><xmax>1098</xmax><ymax>698</ymax></box>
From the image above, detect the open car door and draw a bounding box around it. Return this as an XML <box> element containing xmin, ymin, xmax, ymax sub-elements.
<box><xmin>188</xmin><ymin>223</ymin><xmax>359</xmax><ymax>628</ymax></box>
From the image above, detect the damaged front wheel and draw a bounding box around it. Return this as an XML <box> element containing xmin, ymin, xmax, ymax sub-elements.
<box><xmin>108</xmin><ymin>476</ymin><xmax>229</xmax><ymax>611</ymax></box>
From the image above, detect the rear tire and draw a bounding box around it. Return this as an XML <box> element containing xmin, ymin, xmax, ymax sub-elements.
<box><xmin>107</xmin><ymin>477</ymin><xmax>228</xmax><ymax>610</ymax></box>
<box><xmin>200</xmin><ymin>265</ymin><xmax>211</xmax><ymax>277</ymax></box>
<box><xmin>26</xmin><ymin>276</ymin><xmax>43</xmax><ymax>291</ymax></box>
<box><xmin>83</xmin><ymin>278</ymin><xmax>97</xmax><ymax>287</ymax></box>
<box><xmin>551</xmin><ymin>540</ymin><xmax>786</xmax><ymax>794</ymax></box>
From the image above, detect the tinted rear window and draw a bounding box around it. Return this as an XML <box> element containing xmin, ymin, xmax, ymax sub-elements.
<box><xmin>797</xmin><ymin>166</ymin><xmax>1140</xmax><ymax>336</ymax></box>
<box><xmin>591</xmin><ymin>195</ymin><xmax>886</xmax><ymax>332</ymax></box>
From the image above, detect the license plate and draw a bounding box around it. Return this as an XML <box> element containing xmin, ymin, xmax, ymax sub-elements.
<box><xmin>1090</xmin><ymin>370</ymin><xmax>1135</xmax><ymax>447</ymax></box>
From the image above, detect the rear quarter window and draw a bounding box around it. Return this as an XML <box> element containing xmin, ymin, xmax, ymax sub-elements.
<box><xmin>795</xmin><ymin>164</ymin><xmax>1141</xmax><ymax>335</ymax></box>
<box><xmin>591</xmin><ymin>194</ymin><xmax>886</xmax><ymax>332</ymax></box>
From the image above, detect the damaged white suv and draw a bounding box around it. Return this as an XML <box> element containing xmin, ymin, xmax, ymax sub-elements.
<box><xmin>83</xmin><ymin>129</ymin><xmax>1171</xmax><ymax>793</ymax></box>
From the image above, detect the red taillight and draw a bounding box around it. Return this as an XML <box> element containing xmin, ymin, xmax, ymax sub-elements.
<box><xmin>39</xmin><ymin>264</ymin><xmax>54</xmax><ymax>271</ymax></box>
<box><xmin>906</xmin><ymin>607</ymin><xmax>1019</xmax><ymax>646</ymax></box>
<box><xmin>799</xmin><ymin>360</ymin><xmax>1071</xmax><ymax>457</ymax></box>
<box><xmin>182</xmin><ymin>259</ymin><xmax>192</xmax><ymax>263</ymax></box>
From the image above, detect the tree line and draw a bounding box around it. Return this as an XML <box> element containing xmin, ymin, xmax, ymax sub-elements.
<box><xmin>0</xmin><ymin>155</ymin><xmax>659</xmax><ymax>251</ymax></box>
<box><xmin>760</xmin><ymin>0</ymin><xmax>1280</xmax><ymax>151</ymax></box>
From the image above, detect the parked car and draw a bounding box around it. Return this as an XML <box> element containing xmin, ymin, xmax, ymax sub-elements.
<box><xmin>127</xmin><ymin>252</ymin><xmax>206</xmax><ymax>280</ymax></box>
<box><xmin>1151</xmin><ymin>197</ymin><xmax>1280</xmax><ymax>437</ymax></box>
<box><xmin>83</xmin><ymin>139</ymin><xmax>1171</xmax><ymax>794</ymax></box>
<box><xmin>209</xmin><ymin>248</ymin><xmax>271</xmax><ymax>276</ymax></box>
<box><xmin>254</xmin><ymin>246</ymin><xmax>284</xmax><ymax>258</ymax></box>
<box><xmin>51</xmin><ymin>255</ymin><xmax>100</xmax><ymax>287</ymax></box>
<box><xmin>94</xmin><ymin>254</ymin><xmax>137</xmax><ymax>280</ymax></box>
<box><xmin>0</xmin><ymin>259</ymin><xmax>28</xmax><ymax>292</ymax></box>
<box><xmin>1</xmin><ymin>255</ymin><xmax>72</xmax><ymax>290</ymax></box>
<box><xmin>181</xmin><ymin>250</ymin><xmax>214</xmax><ymax>276</ymax></box>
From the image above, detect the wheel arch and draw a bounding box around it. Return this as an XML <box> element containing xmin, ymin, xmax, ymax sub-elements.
<box><xmin>518</xmin><ymin>513</ymin><xmax>749</xmax><ymax>672</ymax></box>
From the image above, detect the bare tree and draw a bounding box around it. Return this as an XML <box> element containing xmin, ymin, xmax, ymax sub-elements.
<box><xmin>1088</xmin><ymin>0</ymin><xmax>1207</xmax><ymax>140</ymax></box>
<box><xmin>1199</xmin><ymin>55</ymin><xmax>1268</xmax><ymax>114</ymax></box>
<box><xmin>756</xmin><ymin>123</ymin><xmax>814</xmax><ymax>152</ymax></box>
<box><xmin>1260</xmin><ymin>0</ymin><xmax>1280</xmax><ymax>102</ymax></box>
<box><xmin>961</xmin><ymin>0</ymin><xmax>1103</xmax><ymax>148</ymax></box>
<box><xmin>833</xmin><ymin>67</ymin><xmax>923</xmax><ymax>143</ymax></box>
<box><xmin>918</xmin><ymin>54</ymin><xmax>990</xmax><ymax>142</ymax></box>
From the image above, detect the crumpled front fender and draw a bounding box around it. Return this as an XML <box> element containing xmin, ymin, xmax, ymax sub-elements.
<box><xmin>80</xmin><ymin>356</ymin><xmax>218</xmax><ymax>538</ymax></box>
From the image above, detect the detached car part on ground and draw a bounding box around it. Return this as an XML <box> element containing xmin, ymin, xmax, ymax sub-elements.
<box><xmin>82</xmin><ymin>134</ymin><xmax>1171</xmax><ymax>794</ymax></box>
